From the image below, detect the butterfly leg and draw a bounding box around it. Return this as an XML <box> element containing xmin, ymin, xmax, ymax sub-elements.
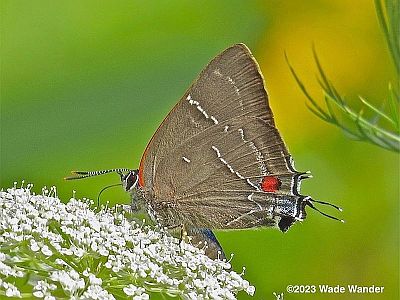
<box><xmin>179</xmin><ymin>223</ymin><xmax>187</xmax><ymax>245</ymax></box>
<box><xmin>166</xmin><ymin>223</ymin><xmax>190</xmax><ymax>256</ymax></box>
<box><xmin>164</xmin><ymin>223</ymin><xmax>186</xmax><ymax>245</ymax></box>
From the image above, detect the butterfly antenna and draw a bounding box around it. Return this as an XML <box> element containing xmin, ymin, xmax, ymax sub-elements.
<box><xmin>307</xmin><ymin>198</ymin><xmax>343</xmax><ymax>212</ymax></box>
<box><xmin>306</xmin><ymin>200</ymin><xmax>345</xmax><ymax>223</ymax></box>
<box><xmin>97</xmin><ymin>183</ymin><xmax>122</xmax><ymax>208</ymax></box>
<box><xmin>64</xmin><ymin>168</ymin><xmax>132</xmax><ymax>180</ymax></box>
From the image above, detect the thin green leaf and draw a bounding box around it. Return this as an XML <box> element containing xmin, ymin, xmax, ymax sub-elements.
<box><xmin>359</xmin><ymin>96</ymin><xmax>394</xmax><ymax>125</ymax></box>
<box><xmin>285</xmin><ymin>53</ymin><xmax>331</xmax><ymax>119</ymax></box>
<box><xmin>376</xmin><ymin>0</ymin><xmax>400</xmax><ymax>74</ymax></box>
<box><xmin>305</xmin><ymin>102</ymin><xmax>331</xmax><ymax>122</ymax></box>
<box><xmin>312</xmin><ymin>47</ymin><xmax>331</xmax><ymax>92</ymax></box>
<box><xmin>323</xmin><ymin>93</ymin><xmax>339</xmax><ymax>123</ymax></box>
<box><xmin>388</xmin><ymin>84</ymin><xmax>400</xmax><ymax>129</ymax></box>
<box><xmin>355</xmin><ymin>112</ymin><xmax>372</xmax><ymax>141</ymax></box>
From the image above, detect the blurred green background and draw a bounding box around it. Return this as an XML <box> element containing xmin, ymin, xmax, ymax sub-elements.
<box><xmin>1</xmin><ymin>0</ymin><xmax>398</xmax><ymax>299</ymax></box>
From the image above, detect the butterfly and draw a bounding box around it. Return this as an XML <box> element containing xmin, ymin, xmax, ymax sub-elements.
<box><xmin>66</xmin><ymin>44</ymin><xmax>342</xmax><ymax>259</ymax></box>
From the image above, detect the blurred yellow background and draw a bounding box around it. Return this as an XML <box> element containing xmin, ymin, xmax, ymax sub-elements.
<box><xmin>1</xmin><ymin>1</ymin><xmax>398</xmax><ymax>299</ymax></box>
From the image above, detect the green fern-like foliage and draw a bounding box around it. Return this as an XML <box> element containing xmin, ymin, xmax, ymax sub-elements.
<box><xmin>287</xmin><ymin>0</ymin><xmax>400</xmax><ymax>152</ymax></box>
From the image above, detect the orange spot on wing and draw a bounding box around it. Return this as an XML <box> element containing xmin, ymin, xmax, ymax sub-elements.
<box><xmin>261</xmin><ymin>176</ymin><xmax>281</xmax><ymax>192</ymax></box>
<box><xmin>138</xmin><ymin>150</ymin><xmax>147</xmax><ymax>187</ymax></box>
<box><xmin>138</xmin><ymin>166</ymin><xmax>144</xmax><ymax>187</ymax></box>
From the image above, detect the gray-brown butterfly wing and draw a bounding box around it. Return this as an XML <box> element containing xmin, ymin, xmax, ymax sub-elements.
<box><xmin>153</xmin><ymin>117</ymin><xmax>306</xmax><ymax>229</ymax></box>
<box><xmin>138</xmin><ymin>44</ymin><xmax>306</xmax><ymax>231</ymax></box>
<box><xmin>139</xmin><ymin>43</ymin><xmax>274</xmax><ymax>189</ymax></box>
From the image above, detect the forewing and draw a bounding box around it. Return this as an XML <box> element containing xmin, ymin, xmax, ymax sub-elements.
<box><xmin>139</xmin><ymin>44</ymin><xmax>274</xmax><ymax>191</ymax></box>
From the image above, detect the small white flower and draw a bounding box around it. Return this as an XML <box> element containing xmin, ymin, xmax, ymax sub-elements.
<box><xmin>3</xmin><ymin>282</ymin><xmax>21</xmax><ymax>298</ymax></box>
<box><xmin>91</xmin><ymin>241</ymin><xmax>98</xmax><ymax>252</ymax></box>
<box><xmin>123</xmin><ymin>284</ymin><xmax>138</xmax><ymax>296</ymax></box>
<box><xmin>98</xmin><ymin>247</ymin><xmax>109</xmax><ymax>256</ymax></box>
<box><xmin>41</xmin><ymin>245</ymin><xmax>53</xmax><ymax>256</ymax></box>
<box><xmin>88</xmin><ymin>274</ymin><xmax>102</xmax><ymax>285</ymax></box>
<box><xmin>54</xmin><ymin>258</ymin><xmax>65</xmax><ymax>265</ymax></box>
<box><xmin>69</xmin><ymin>269</ymin><xmax>80</xmax><ymax>281</ymax></box>
<box><xmin>33</xmin><ymin>290</ymin><xmax>45</xmax><ymax>298</ymax></box>
<box><xmin>30</xmin><ymin>240</ymin><xmax>40</xmax><ymax>252</ymax></box>
<box><xmin>246</xmin><ymin>285</ymin><xmax>256</xmax><ymax>296</ymax></box>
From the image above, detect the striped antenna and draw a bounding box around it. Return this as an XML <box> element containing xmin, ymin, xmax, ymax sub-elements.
<box><xmin>307</xmin><ymin>198</ymin><xmax>343</xmax><ymax>212</ymax></box>
<box><xmin>65</xmin><ymin>168</ymin><xmax>133</xmax><ymax>180</ymax></box>
<box><xmin>305</xmin><ymin>198</ymin><xmax>345</xmax><ymax>223</ymax></box>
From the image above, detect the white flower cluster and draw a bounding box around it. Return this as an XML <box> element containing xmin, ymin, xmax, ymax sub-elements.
<box><xmin>0</xmin><ymin>185</ymin><xmax>255</xmax><ymax>299</ymax></box>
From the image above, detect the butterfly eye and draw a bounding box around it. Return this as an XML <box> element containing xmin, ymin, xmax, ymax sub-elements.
<box><xmin>121</xmin><ymin>171</ymin><xmax>139</xmax><ymax>191</ymax></box>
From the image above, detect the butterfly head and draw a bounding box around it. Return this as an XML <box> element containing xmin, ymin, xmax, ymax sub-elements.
<box><xmin>119</xmin><ymin>170</ymin><xmax>140</xmax><ymax>192</ymax></box>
